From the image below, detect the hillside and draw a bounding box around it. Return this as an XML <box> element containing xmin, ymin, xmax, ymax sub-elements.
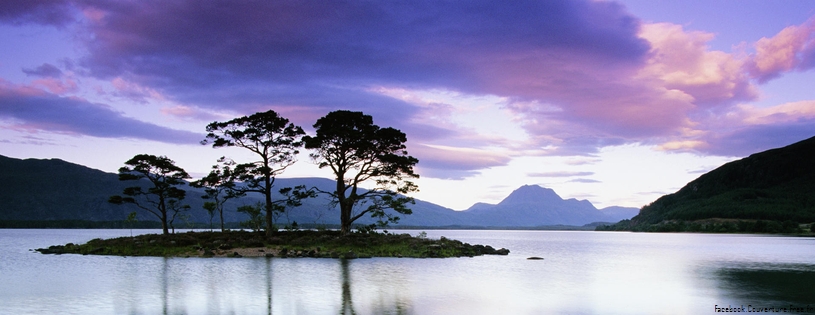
<box><xmin>0</xmin><ymin>155</ymin><xmax>637</xmax><ymax>228</ymax></box>
<box><xmin>0</xmin><ymin>155</ymin><xmax>143</xmax><ymax>222</ymax></box>
<box><xmin>605</xmin><ymin>135</ymin><xmax>815</xmax><ymax>232</ymax></box>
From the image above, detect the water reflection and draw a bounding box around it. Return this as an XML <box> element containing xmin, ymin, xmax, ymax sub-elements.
<box><xmin>162</xmin><ymin>257</ymin><xmax>169</xmax><ymax>315</ymax></box>
<box><xmin>121</xmin><ymin>256</ymin><xmax>419</xmax><ymax>314</ymax></box>
<box><xmin>340</xmin><ymin>259</ymin><xmax>356</xmax><ymax>315</ymax></box>
<box><xmin>338</xmin><ymin>258</ymin><xmax>412</xmax><ymax>315</ymax></box>
<box><xmin>266</xmin><ymin>257</ymin><xmax>273</xmax><ymax>315</ymax></box>
<box><xmin>714</xmin><ymin>263</ymin><xmax>815</xmax><ymax>307</ymax></box>
<box><xmin>6</xmin><ymin>230</ymin><xmax>815</xmax><ymax>314</ymax></box>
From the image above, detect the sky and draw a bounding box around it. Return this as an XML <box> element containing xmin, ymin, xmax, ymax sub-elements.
<box><xmin>2</xmin><ymin>0</ymin><xmax>815</xmax><ymax>211</ymax></box>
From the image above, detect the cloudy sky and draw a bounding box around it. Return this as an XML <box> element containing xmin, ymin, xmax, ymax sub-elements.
<box><xmin>2</xmin><ymin>0</ymin><xmax>815</xmax><ymax>210</ymax></box>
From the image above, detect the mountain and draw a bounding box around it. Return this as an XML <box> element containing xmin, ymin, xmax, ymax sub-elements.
<box><xmin>461</xmin><ymin>185</ymin><xmax>631</xmax><ymax>226</ymax></box>
<box><xmin>619</xmin><ymin>135</ymin><xmax>815</xmax><ymax>230</ymax></box>
<box><xmin>0</xmin><ymin>155</ymin><xmax>636</xmax><ymax>228</ymax></box>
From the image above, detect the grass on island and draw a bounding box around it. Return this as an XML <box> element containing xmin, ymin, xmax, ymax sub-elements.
<box><xmin>36</xmin><ymin>230</ymin><xmax>510</xmax><ymax>259</ymax></box>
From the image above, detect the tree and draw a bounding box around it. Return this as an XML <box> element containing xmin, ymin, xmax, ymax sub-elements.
<box><xmin>190</xmin><ymin>157</ymin><xmax>245</xmax><ymax>232</ymax></box>
<box><xmin>303</xmin><ymin>110</ymin><xmax>419</xmax><ymax>235</ymax></box>
<box><xmin>109</xmin><ymin>154</ymin><xmax>191</xmax><ymax>235</ymax></box>
<box><xmin>202</xmin><ymin>110</ymin><xmax>310</xmax><ymax>237</ymax></box>
<box><xmin>126</xmin><ymin>211</ymin><xmax>138</xmax><ymax>237</ymax></box>
<box><xmin>237</xmin><ymin>202</ymin><xmax>266</xmax><ymax>232</ymax></box>
<box><xmin>167</xmin><ymin>199</ymin><xmax>191</xmax><ymax>234</ymax></box>
<box><xmin>203</xmin><ymin>202</ymin><xmax>217</xmax><ymax>231</ymax></box>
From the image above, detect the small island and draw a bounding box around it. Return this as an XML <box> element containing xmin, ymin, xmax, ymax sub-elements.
<box><xmin>37</xmin><ymin>230</ymin><xmax>510</xmax><ymax>259</ymax></box>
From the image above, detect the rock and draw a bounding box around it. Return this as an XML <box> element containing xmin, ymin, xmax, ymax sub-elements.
<box><xmin>265</xmin><ymin>253</ymin><xmax>275</xmax><ymax>258</ymax></box>
<box><xmin>495</xmin><ymin>248</ymin><xmax>510</xmax><ymax>255</ymax></box>
<box><xmin>201</xmin><ymin>249</ymin><xmax>214</xmax><ymax>257</ymax></box>
<box><xmin>231</xmin><ymin>252</ymin><xmax>242</xmax><ymax>258</ymax></box>
<box><xmin>527</xmin><ymin>256</ymin><xmax>544</xmax><ymax>260</ymax></box>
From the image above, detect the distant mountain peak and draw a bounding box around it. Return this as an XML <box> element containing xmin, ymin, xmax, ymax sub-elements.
<box><xmin>499</xmin><ymin>184</ymin><xmax>563</xmax><ymax>205</ymax></box>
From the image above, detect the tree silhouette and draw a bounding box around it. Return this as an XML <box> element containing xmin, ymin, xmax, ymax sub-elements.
<box><xmin>109</xmin><ymin>154</ymin><xmax>190</xmax><ymax>235</ymax></box>
<box><xmin>304</xmin><ymin>110</ymin><xmax>419</xmax><ymax>235</ymax></box>
<box><xmin>202</xmin><ymin>110</ymin><xmax>311</xmax><ymax>237</ymax></box>
<box><xmin>190</xmin><ymin>157</ymin><xmax>245</xmax><ymax>232</ymax></box>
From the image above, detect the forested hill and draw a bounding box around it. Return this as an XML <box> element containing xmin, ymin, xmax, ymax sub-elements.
<box><xmin>605</xmin><ymin>135</ymin><xmax>815</xmax><ymax>232</ymax></box>
<box><xmin>0</xmin><ymin>155</ymin><xmax>144</xmax><ymax>222</ymax></box>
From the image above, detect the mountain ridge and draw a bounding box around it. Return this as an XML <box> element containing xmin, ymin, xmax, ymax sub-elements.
<box><xmin>0</xmin><ymin>155</ymin><xmax>637</xmax><ymax>227</ymax></box>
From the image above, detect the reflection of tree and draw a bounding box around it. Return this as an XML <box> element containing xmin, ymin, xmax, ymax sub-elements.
<box><xmin>340</xmin><ymin>259</ymin><xmax>356</xmax><ymax>315</ymax></box>
<box><xmin>162</xmin><ymin>257</ymin><xmax>169</xmax><ymax>315</ymax></box>
<box><xmin>266</xmin><ymin>257</ymin><xmax>273</xmax><ymax>315</ymax></box>
<box><xmin>339</xmin><ymin>259</ymin><xmax>413</xmax><ymax>315</ymax></box>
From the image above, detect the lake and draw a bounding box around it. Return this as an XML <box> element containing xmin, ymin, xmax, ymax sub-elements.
<box><xmin>1</xmin><ymin>229</ymin><xmax>814</xmax><ymax>314</ymax></box>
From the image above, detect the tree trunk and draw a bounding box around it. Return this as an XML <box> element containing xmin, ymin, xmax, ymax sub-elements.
<box><xmin>265</xmin><ymin>199</ymin><xmax>274</xmax><ymax>237</ymax></box>
<box><xmin>159</xmin><ymin>196</ymin><xmax>169</xmax><ymax>235</ymax></box>
<box><xmin>265</xmin><ymin>174</ymin><xmax>274</xmax><ymax>237</ymax></box>
<box><xmin>161</xmin><ymin>211</ymin><xmax>169</xmax><ymax>235</ymax></box>
<box><xmin>337</xmin><ymin>173</ymin><xmax>352</xmax><ymax>236</ymax></box>
<box><xmin>340</xmin><ymin>200</ymin><xmax>352</xmax><ymax>236</ymax></box>
<box><xmin>219</xmin><ymin>209</ymin><xmax>225</xmax><ymax>232</ymax></box>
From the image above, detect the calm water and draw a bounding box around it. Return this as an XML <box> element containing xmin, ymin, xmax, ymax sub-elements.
<box><xmin>1</xmin><ymin>229</ymin><xmax>814</xmax><ymax>315</ymax></box>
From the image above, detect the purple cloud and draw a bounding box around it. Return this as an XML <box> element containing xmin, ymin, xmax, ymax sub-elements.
<box><xmin>0</xmin><ymin>82</ymin><xmax>202</xmax><ymax>144</ymax></box>
<box><xmin>0</xmin><ymin>0</ymin><xmax>74</xmax><ymax>26</ymax></box>
<box><xmin>3</xmin><ymin>0</ymin><xmax>811</xmax><ymax>170</ymax></box>
<box><xmin>22</xmin><ymin>63</ymin><xmax>63</xmax><ymax>78</ymax></box>
<box><xmin>66</xmin><ymin>1</ymin><xmax>649</xmax><ymax>135</ymax></box>
<box><xmin>568</xmin><ymin>178</ymin><xmax>601</xmax><ymax>184</ymax></box>
<box><xmin>745</xmin><ymin>17</ymin><xmax>815</xmax><ymax>83</ymax></box>
<box><xmin>701</xmin><ymin>119</ymin><xmax>815</xmax><ymax>157</ymax></box>
<box><xmin>528</xmin><ymin>171</ymin><xmax>595</xmax><ymax>178</ymax></box>
<box><xmin>410</xmin><ymin>143</ymin><xmax>512</xmax><ymax>180</ymax></box>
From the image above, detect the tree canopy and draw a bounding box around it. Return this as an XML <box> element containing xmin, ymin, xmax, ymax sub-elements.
<box><xmin>303</xmin><ymin>110</ymin><xmax>419</xmax><ymax>235</ymax></box>
<box><xmin>108</xmin><ymin>154</ymin><xmax>191</xmax><ymax>235</ymax></box>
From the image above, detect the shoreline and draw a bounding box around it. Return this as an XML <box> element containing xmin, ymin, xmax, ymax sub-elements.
<box><xmin>35</xmin><ymin>230</ymin><xmax>511</xmax><ymax>259</ymax></box>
